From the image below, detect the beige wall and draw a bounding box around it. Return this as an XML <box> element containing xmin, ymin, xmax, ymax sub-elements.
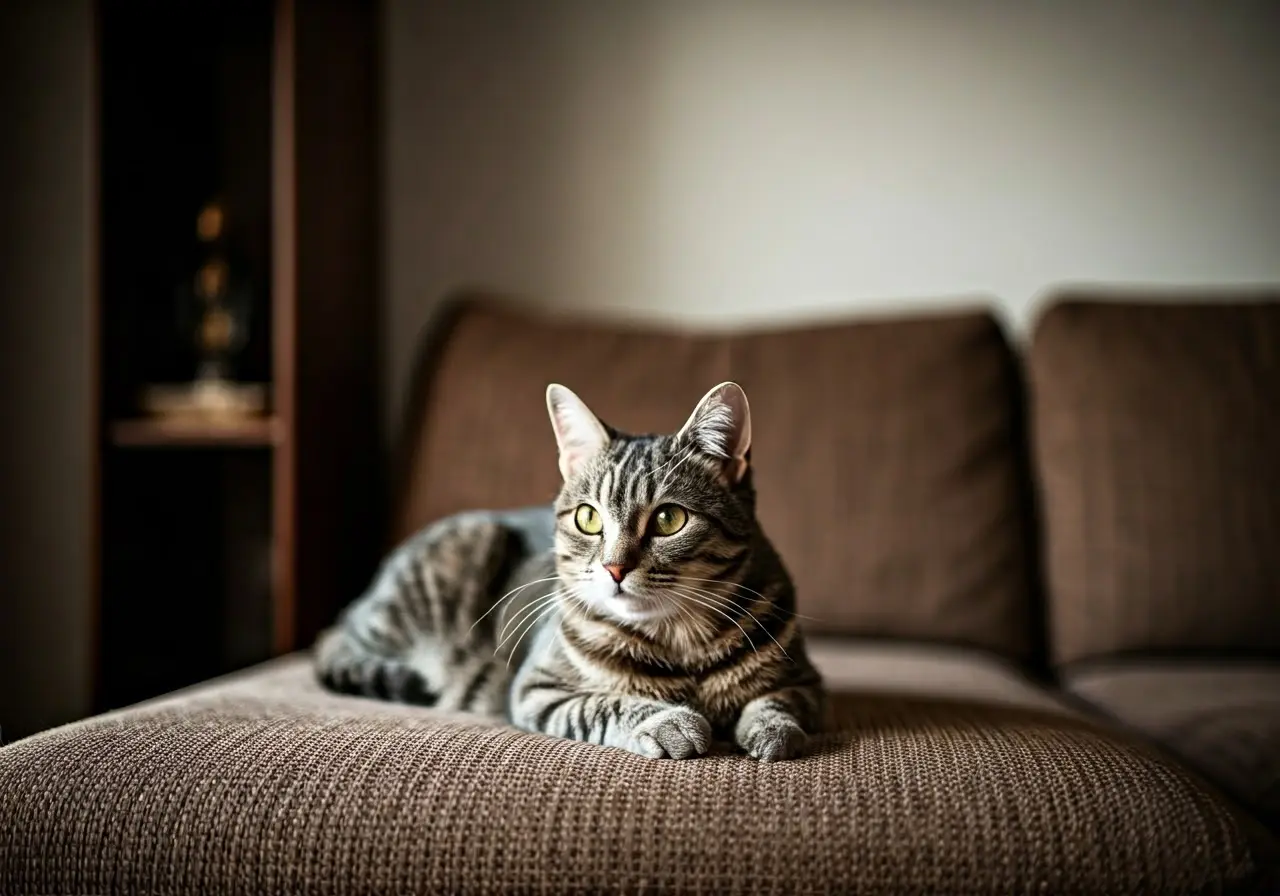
<box><xmin>383</xmin><ymin>0</ymin><xmax>1280</xmax><ymax>436</ymax></box>
<box><xmin>0</xmin><ymin>1</ymin><xmax>95</xmax><ymax>740</ymax></box>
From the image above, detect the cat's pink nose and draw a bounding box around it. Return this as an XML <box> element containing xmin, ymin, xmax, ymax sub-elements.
<box><xmin>603</xmin><ymin>563</ymin><xmax>633</xmax><ymax>584</ymax></box>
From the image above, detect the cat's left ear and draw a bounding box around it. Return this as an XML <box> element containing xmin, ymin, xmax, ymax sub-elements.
<box><xmin>676</xmin><ymin>381</ymin><xmax>752</xmax><ymax>486</ymax></box>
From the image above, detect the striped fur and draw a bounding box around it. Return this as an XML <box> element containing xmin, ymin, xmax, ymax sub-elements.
<box><xmin>314</xmin><ymin>507</ymin><xmax>556</xmax><ymax>714</ymax></box>
<box><xmin>314</xmin><ymin>382</ymin><xmax>824</xmax><ymax>761</ymax></box>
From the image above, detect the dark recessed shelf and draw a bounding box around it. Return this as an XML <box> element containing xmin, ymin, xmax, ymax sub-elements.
<box><xmin>109</xmin><ymin>416</ymin><xmax>282</xmax><ymax>448</ymax></box>
<box><xmin>93</xmin><ymin>0</ymin><xmax>379</xmax><ymax>713</ymax></box>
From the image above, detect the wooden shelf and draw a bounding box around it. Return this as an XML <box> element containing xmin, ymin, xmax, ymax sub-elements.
<box><xmin>92</xmin><ymin>0</ymin><xmax>380</xmax><ymax>712</ymax></box>
<box><xmin>110</xmin><ymin>416</ymin><xmax>282</xmax><ymax>448</ymax></box>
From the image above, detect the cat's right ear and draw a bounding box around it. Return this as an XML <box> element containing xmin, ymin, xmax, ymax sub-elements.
<box><xmin>546</xmin><ymin>384</ymin><xmax>610</xmax><ymax>481</ymax></box>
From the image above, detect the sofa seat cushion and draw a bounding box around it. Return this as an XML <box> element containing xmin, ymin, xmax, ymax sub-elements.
<box><xmin>1</xmin><ymin>656</ymin><xmax>1274</xmax><ymax>896</ymax></box>
<box><xmin>1068</xmin><ymin>661</ymin><xmax>1280</xmax><ymax>831</ymax></box>
<box><xmin>805</xmin><ymin>636</ymin><xmax>1081</xmax><ymax>716</ymax></box>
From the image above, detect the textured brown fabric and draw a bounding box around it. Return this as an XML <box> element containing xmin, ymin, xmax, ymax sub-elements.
<box><xmin>805</xmin><ymin>637</ymin><xmax>1080</xmax><ymax>716</ymax></box>
<box><xmin>397</xmin><ymin>294</ymin><xmax>1035</xmax><ymax>661</ymax></box>
<box><xmin>1068</xmin><ymin>661</ymin><xmax>1280</xmax><ymax>831</ymax></box>
<box><xmin>2</xmin><ymin>656</ymin><xmax>1275</xmax><ymax>895</ymax></box>
<box><xmin>1029</xmin><ymin>295</ymin><xmax>1280</xmax><ymax>667</ymax></box>
<box><xmin>397</xmin><ymin>298</ymin><xmax>730</xmax><ymax>537</ymax></box>
<box><xmin>732</xmin><ymin>313</ymin><xmax>1034</xmax><ymax>660</ymax></box>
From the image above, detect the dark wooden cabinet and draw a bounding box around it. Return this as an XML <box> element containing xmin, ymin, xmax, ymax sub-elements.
<box><xmin>93</xmin><ymin>0</ymin><xmax>382</xmax><ymax>711</ymax></box>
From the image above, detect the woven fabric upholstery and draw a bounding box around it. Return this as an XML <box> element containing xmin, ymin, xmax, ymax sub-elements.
<box><xmin>1028</xmin><ymin>295</ymin><xmax>1280</xmax><ymax>667</ymax></box>
<box><xmin>2</xmin><ymin>656</ymin><xmax>1274</xmax><ymax>895</ymax></box>
<box><xmin>731</xmin><ymin>312</ymin><xmax>1034</xmax><ymax>660</ymax></box>
<box><xmin>804</xmin><ymin>637</ymin><xmax>1081</xmax><ymax>716</ymax></box>
<box><xmin>397</xmin><ymin>294</ymin><xmax>1036</xmax><ymax>661</ymax></box>
<box><xmin>1068</xmin><ymin>660</ymin><xmax>1280</xmax><ymax>831</ymax></box>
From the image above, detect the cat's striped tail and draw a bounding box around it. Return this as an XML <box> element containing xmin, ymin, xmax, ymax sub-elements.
<box><xmin>314</xmin><ymin>625</ymin><xmax>509</xmax><ymax>714</ymax></box>
<box><xmin>311</xmin><ymin>512</ymin><xmax>540</xmax><ymax>716</ymax></box>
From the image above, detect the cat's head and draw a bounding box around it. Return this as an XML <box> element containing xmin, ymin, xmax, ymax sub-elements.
<box><xmin>546</xmin><ymin>381</ymin><xmax>757</xmax><ymax>628</ymax></box>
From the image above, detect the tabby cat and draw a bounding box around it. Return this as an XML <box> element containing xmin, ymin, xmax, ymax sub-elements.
<box><xmin>314</xmin><ymin>381</ymin><xmax>824</xmax><ymax>761</ymax></box>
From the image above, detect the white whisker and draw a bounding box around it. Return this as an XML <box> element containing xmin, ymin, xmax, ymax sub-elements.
<box><xmin>495</xmin><ymin>591</ymin><xmax>563</xmax><ymax>646</ymax></box>
<box><xmin>659</xmin><ymin>444</ymin><xmax>703</xmax><ymax>491</ymax></box>
<box><xmin>666</xmin><ymin>586</ymin><xmax>759</xmax><ymax>655</ymax></box>
<box><xmin>468</xmin><ymin>575</ymin><xmax>565</xmax><ymax>634</ymax></box>
<box><xmin>495</xmin><ymin>583</ymin><xmax>583</xmax><ymax>650</ymax></box>
<box><xmin>673</xmin><ymin>582</ymin><xmax>792</xmax><ymax>660</ymax></box>
<box><xmin>670</xmin><ymin>596</ymin><xmax>717</xmax><ymax>643</ymax></box>
<box><xmin>503</xmin><ymin>598</ymin><xmax>568</xmax><ymax>669</ymax></box>
<box><xmin>674</xmin><ymin>576</ymin><xmax>827</xmax><ymax>623</ymax></box>
<box><xmin>660</xmin><ymin>592</ymin><xmax>704</xmax><ymax>641</ymax></box>
<box><xmin>645</xmin><ymin>443</ymin><xmax>694</xmax><ymax>483</ymax></box>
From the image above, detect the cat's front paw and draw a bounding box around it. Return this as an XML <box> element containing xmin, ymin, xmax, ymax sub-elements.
<box><xmin>629</xmin><ymin>706</ymin><xmax>712</xmax><ymax>760</ymax></box>
<box><xmin>737</xmin><ymin>712</ymin><xmax>806</xmax><ymax>762</ymax></box>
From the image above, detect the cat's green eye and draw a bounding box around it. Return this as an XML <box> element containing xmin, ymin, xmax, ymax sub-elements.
<box><xmin>651</xmin><ymin>505</ymin><xmax>688</xmax><ymax>537</ymax></box>
<box><xmin>575</xmin><ymin>504</ymin><xmax>603</xmax><ymax>535</ymax></box>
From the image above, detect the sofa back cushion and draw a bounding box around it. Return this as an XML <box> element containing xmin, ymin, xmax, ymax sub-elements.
<box><xmin>1028</xmin><ymin>295</ymin><xmax>1280</xmax><ymax>667</ymax></box>
<box><xmin>397</xmin><ymin>293</ymin><xmax>1036</xmax><ymax>662</ymax></box>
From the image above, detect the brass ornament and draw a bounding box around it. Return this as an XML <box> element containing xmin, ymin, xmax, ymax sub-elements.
<box><xmin>195</xmin><ymin>260</ymin><xmax>229</xmax><ymax>301</ymax></box>
<box><xmin>196</xmin><ymin>202</ymin><xmax>224</xmax><ymax>242</ymax></box>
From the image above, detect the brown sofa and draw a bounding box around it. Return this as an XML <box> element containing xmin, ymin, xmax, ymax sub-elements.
<box><xmin>3</xmin><ymin>290</ymin><xmax>1279</xmax><ymax>894</ymax></box>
